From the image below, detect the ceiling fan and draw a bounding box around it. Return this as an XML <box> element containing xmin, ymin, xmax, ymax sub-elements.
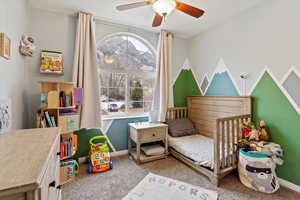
<box><xmin>116</xmin><ymin>0</ymin><xmax>205</xmax><ymax>27</ymax></box>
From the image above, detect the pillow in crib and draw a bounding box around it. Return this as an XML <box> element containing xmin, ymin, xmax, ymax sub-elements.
<box><xmin>166</xmin><ymin>118</ymin><xmax>196</xmax><ymax>137</ymax></box>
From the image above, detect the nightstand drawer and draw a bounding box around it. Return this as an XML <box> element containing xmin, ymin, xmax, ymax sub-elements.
<box><xmin>140</xmin><ymin>127</ymin><xmax>166</xmax><ymax>142</ymax></box>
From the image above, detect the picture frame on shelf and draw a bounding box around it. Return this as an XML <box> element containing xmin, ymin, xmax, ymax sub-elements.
<box><xmin>40</xmin><ymin>50</ymin><xmax>64</xmax><ymax>75</ymax></box>
<box><xmin>0</xmin><ymin>33</ymin><xmax>11</xmax><ymax>60</ymax></box>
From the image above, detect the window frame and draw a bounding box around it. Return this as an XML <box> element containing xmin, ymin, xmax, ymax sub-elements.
<box><xmin>97</xmin><ymin>32</ymin><xmax>157</xmax><ymax>118</ymax></box>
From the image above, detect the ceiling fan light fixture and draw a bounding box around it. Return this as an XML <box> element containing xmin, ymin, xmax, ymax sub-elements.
<box><xmin>152</xmin><ymin>0</ymin><xmax>176</xmax><ymax>16</ymax></box>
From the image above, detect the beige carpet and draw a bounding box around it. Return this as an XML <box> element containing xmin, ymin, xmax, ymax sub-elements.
<box><xmin>62</xmin><ymin>155</ymin><xmax>300</xmax><ymax>200</ymax></box>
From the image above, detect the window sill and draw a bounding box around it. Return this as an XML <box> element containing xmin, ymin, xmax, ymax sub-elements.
<box><xmin>102</xmin><ymin>113</ymin><xmax>149</xmax><ymax>121</ymax></box>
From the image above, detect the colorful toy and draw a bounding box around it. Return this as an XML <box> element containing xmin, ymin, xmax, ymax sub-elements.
<box><xmin>258</xmin><ymin>120</ymin><xmax>269</xmax><ymax>141</ymax></box>
<box><xmin>87</xmin><ymin>136</ymin><xmax>113</xmax><ymax>173</ymax></box>
<box><xmin>241</xmin><ymin>120</ymin><xmax>269</xmax><ymax>141</ymax></box>
<box><xmin>60</xmin><ymin>159</ymin><xmax>79</xmax><ymax>183</ymax></box>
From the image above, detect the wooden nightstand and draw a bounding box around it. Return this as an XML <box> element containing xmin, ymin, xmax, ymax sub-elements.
<box><xmin>128</xmin><ymin>122</ymin><xmax>168</xmax><ymax>164</ymax></box>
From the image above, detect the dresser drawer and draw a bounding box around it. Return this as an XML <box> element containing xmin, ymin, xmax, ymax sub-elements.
<box><xmin>0</xmin><ymin>192</ymin><xmax>26</xmax><ymax>200</ymax></box>
<box><xmin>139</xmin><ymin>127</ymin><xmax>166</xmax><ymax>142</ymax></box>
<box><xmin>48</xmin><ymin>186</ymin><xmax>61</xmax><ymax>200</ymax></box>
<box><xmin>39</xmin><ymin>136</ymin><xmax>60</xmax><ymax>200</ymax></box>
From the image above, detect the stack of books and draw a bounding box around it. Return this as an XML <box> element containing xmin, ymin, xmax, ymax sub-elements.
<box><xmin>60</xmin><ymin>135</ymin><xmax>78</xmax><ymax>159</ymax></box>
<box><xmin>36</xmin><ymin>110</ymin><xmax>56</xmax><ymax>128</ymax></box>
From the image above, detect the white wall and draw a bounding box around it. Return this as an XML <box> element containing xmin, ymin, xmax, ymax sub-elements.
<box><xmin>0</xmin><ymin>0</ymin><xmax>29</xmax><ymax>130</ymax></box>
<box><xmin>188</xmin><ymin>0</ymin><xmax>300</xmax><ymax>95</ymax></box>
<box><xmin>173</xmin><ymin>37</ymin><xmax>188</xmax><ymax>81</ymax></box>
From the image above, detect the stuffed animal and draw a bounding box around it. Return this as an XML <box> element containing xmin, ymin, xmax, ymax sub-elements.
<box><xmin>258</xmin><ymin>120</ymin><xmax>269</xmax><ymax>141</ymax></box>
<box><xmin>249</xmin><ymin>130</ymin><xmax>260</xmax><ymax>141</ymax></box>
<box><xmin>19</xmin><ymin>35</ymin><xmax>36</xmax><ymax>57</ymax></box>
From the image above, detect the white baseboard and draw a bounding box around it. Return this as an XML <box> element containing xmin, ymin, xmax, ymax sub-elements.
<box><xmin>278</xmin><ymin>178</ymin><xmax>300</xmax><ymax>193</ymax></box>
<box><xmin>110</xmin><ymin>150</ymin><xmax>128</xmax><ymax>157</ymax></box>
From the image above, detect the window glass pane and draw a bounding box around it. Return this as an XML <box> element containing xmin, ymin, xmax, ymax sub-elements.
<box><xmin>142</xmin><ymin>73</ymin><xmax>156</xmax><ymax>88</ymax></box>
<box><xmin>100</xmin><ymin>88</ymin><xmax>108</xmax><ymax>115</ymax></box>
<box><xmin>108</xmin><ymin>88</ymin><xmax>125</xmax><ymax>101</ymax></box>
<box><xmin>130</xmin><ymin>87</ymin><xmax>143</xmax><ymax>102</ymax></box>
<box><xmin>100</xmin><ymin>72</ymin><xmax>126</xmax><ymax>87</ymax></box>
<box><xmin>99</xmin><ymin>71</ymin><xmax>110</xmax><ymax>87</ymax></box>
<box><xmin>97</xmin><ymin>36</ymin><xmax>128</xmax><ymax>70</ymax></box>
<box><xmin>97</xmin><ymin>33</ymin><xmax>156</xmax><ymax>116</ymax></box>
<box><xmin>128</xmin><ymin>101</ymin><xmax>143</xmax><ymax>113</ymax></box>
<box><xmin>143</xmin><ymin>87</ymin><xmax>153</xmax><ymax>101</ymax></box>
<box><xmin>127</xmin><ymin>36</ymin><xmax>156</xmax><ymax>72</ymax></box>
<box><xmin>144</xmin><ymin>101</ymin><xmax>152</xmax><ymax>112</ymax></box>
<box><xmin>129</xmin><ymin>75</ymin><xmax>143</xmax><ymax>87</ymax></box>
<box><xmin>108</xmin><ymin>88</ymin><xmax>125</xmax><ymax>114</ymax></box>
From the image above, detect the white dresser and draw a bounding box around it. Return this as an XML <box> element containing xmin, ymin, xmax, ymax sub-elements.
<box><xmin>0</xmin><ymin>128</ymin><xmax>61</xmax><ymax>200</ymax></box>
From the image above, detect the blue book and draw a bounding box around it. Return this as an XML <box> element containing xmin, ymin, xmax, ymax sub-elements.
<box><xmin>70</xmin><ymin>138</ymin><xmax>73</xmax><ymax>156</ymax></box>
<box><xmin>40</xmin><ymin>94</ymin><xmax>47</xmax><ymax>107</ymax></box>
<box><xmin>44</xmin><ymin>111</ymin><xmax>53</xmax><ymax>127</ymax></box>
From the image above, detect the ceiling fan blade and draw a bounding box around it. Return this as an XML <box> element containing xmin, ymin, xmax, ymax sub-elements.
<box><xmin>116</xmin><ymin>1</ymin><xmax>152</xmax><ymax>11</ymax></box>
<box><xmin>152</xmin><ymin>13</ymin><xmax>163</xmax><ymax>27</ymax></box>
<box><xmin>176</xmin><ymin>2</ymin><xmax>205</xmax><ymax>18</ymax></box>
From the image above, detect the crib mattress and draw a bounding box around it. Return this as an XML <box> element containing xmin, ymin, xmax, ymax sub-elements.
<box><xmin>168</xmin><ymin>134</ymin><xmax>214</xmax><ymax>169</ymax></box>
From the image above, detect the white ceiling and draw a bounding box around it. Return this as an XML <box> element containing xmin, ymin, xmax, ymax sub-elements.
<box><xmin>29</xmin><ymin>0</ymin><xmax>263</xmax><ymax>38</ymax></box>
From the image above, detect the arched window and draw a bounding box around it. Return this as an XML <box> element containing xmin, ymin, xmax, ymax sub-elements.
<box><xmin>97</xmin><ymin>33</ymin><xmax>156</xmax><ymax>116</ymax></box>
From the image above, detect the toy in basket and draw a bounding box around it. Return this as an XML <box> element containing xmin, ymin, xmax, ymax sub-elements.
<box><xmin>87</xmin><ymin>136</ymin><xmax>113</xmax><ymax>173</ymax></box>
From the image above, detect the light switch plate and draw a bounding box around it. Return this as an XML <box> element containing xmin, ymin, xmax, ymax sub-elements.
<box><xmin>0</xmin><ymin>99</ymin><xmax>11</xmax><ymax>134</ymax></box>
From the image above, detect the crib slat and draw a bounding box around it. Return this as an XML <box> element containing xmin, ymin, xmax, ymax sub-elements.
<box><xmin>233</xmin><ymin>119</ymin><xmax>238</xmax><ymax>167</ymax></box>
<box><xmin>221</xmin><ymin>121</ymin><xmax>225</xmax><ymax>169</ymax></box>
<box><xmin>226</xmin><ymin>120</ymin><xmax>230</xmax><ymax>167</ymax></box>
<box><xmin>230</xmin><ymin>119</ymin><xmax>234</xmax><ymax>167</ymax></box>
<box><xmin>215</xmin><ymin>120</ymin><xmax>221</xmax><ymax>174</ymax></box>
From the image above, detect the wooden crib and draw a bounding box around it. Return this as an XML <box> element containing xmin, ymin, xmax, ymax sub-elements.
<box><xmin>166</xmin><ymin>96</ymin><xmax>252</xmax><ymax>186</ymax></box>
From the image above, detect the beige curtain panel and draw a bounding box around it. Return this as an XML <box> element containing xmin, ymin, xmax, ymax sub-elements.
<box><xmin>73</xmin><ymin>12</ymin><xmax>101</xmax><ymax>128</ymax></box>
<box><xmin>150</xmin><ymin>30</ymin><xmax>174</xmax><ymax>122</ymax></box>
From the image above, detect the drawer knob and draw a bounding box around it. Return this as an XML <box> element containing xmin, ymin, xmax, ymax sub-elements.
<box><xmin>56</xmin><ymin>152</ymin><xmax>61</xmax><ymax>156</ymax></box>
<box><xmin>153</xmin><ymin>133</ymin><xmax>156</xmax><ymax>137</ymax></box>
<box><xmin>57</xmin><ymin>185</ymin><xmax>61</xmax><ymax>190</ymax></box>
<box><xmin>49</xmin><ymin>181</ymin><xmax>56</xmax><ymax>187</ymax></box>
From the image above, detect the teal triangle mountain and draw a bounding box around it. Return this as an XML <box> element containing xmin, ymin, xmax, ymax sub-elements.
<box><xmin>205</xmin><ymin>71</ymin><xmax>239</xmax><ymax>96</ymax></box>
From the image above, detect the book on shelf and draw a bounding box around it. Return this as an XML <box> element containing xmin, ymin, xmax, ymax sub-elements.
<box><xmin>73</xmin><ymin>88</ymin><xmax>83</xmax><ymax>106</ymax></box>
<box><xmin>60</xmin><ymin>135</ymin><xmax>77</xmax><ymax>159</ymax></box>
<box><xmin>40</xmin><ymin>93</ymin><xmax>47</xmax><ymax>107</ymax></box>
<box><xmin>44</xmin><ymin>111</ymin><xmax>53</xmax><ymax>127</ymax></box>
<box><xmin>51</xmin><ymin>116</ymin><xmax>57</xmax><ymax>127</ymax></box>
<box><xmin>36</xmin><ymin>110</ymin><xmax>57</xmax><ymax>128</ymax></box>
<box><xmin>59</xmin><ymin>91</ymin><xmax>73</xmax><ymax>107</ymax></box>
<box><xmin>59</xmin><ymin>109</ymin><xmax>80</xmax><ymax>116</ymax></box>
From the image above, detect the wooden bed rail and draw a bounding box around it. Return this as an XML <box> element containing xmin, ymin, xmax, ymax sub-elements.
<box><xmin>166</xmin><ymin>107</ymin><xmax>188</xmax><ymax>120</ymax></box>
<box><xmin>214</xmin><ymin>114</ymin><xmax>252</xmax><ymax>177</ymax></box>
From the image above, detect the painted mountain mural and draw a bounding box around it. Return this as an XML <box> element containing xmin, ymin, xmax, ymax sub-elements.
<box><xmin>252</xmin><ymin>72</ymin><xmax>300</xmax><ymax>185</ymax></box>
<box><xmin>173</xmin><ymin>69</ymin><xmax>201</xmax><ymax>107</ymax></box>
<box><xmin>205</xmin><ymin>71</ymin><xmax>239</xmax><ymax>96</ymax></box>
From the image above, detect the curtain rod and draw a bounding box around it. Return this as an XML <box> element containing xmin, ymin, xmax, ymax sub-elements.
<box><xmin>77</xmin><ymin>11</ymin><xmax>175</xmax><ymax>37</ymax></box>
